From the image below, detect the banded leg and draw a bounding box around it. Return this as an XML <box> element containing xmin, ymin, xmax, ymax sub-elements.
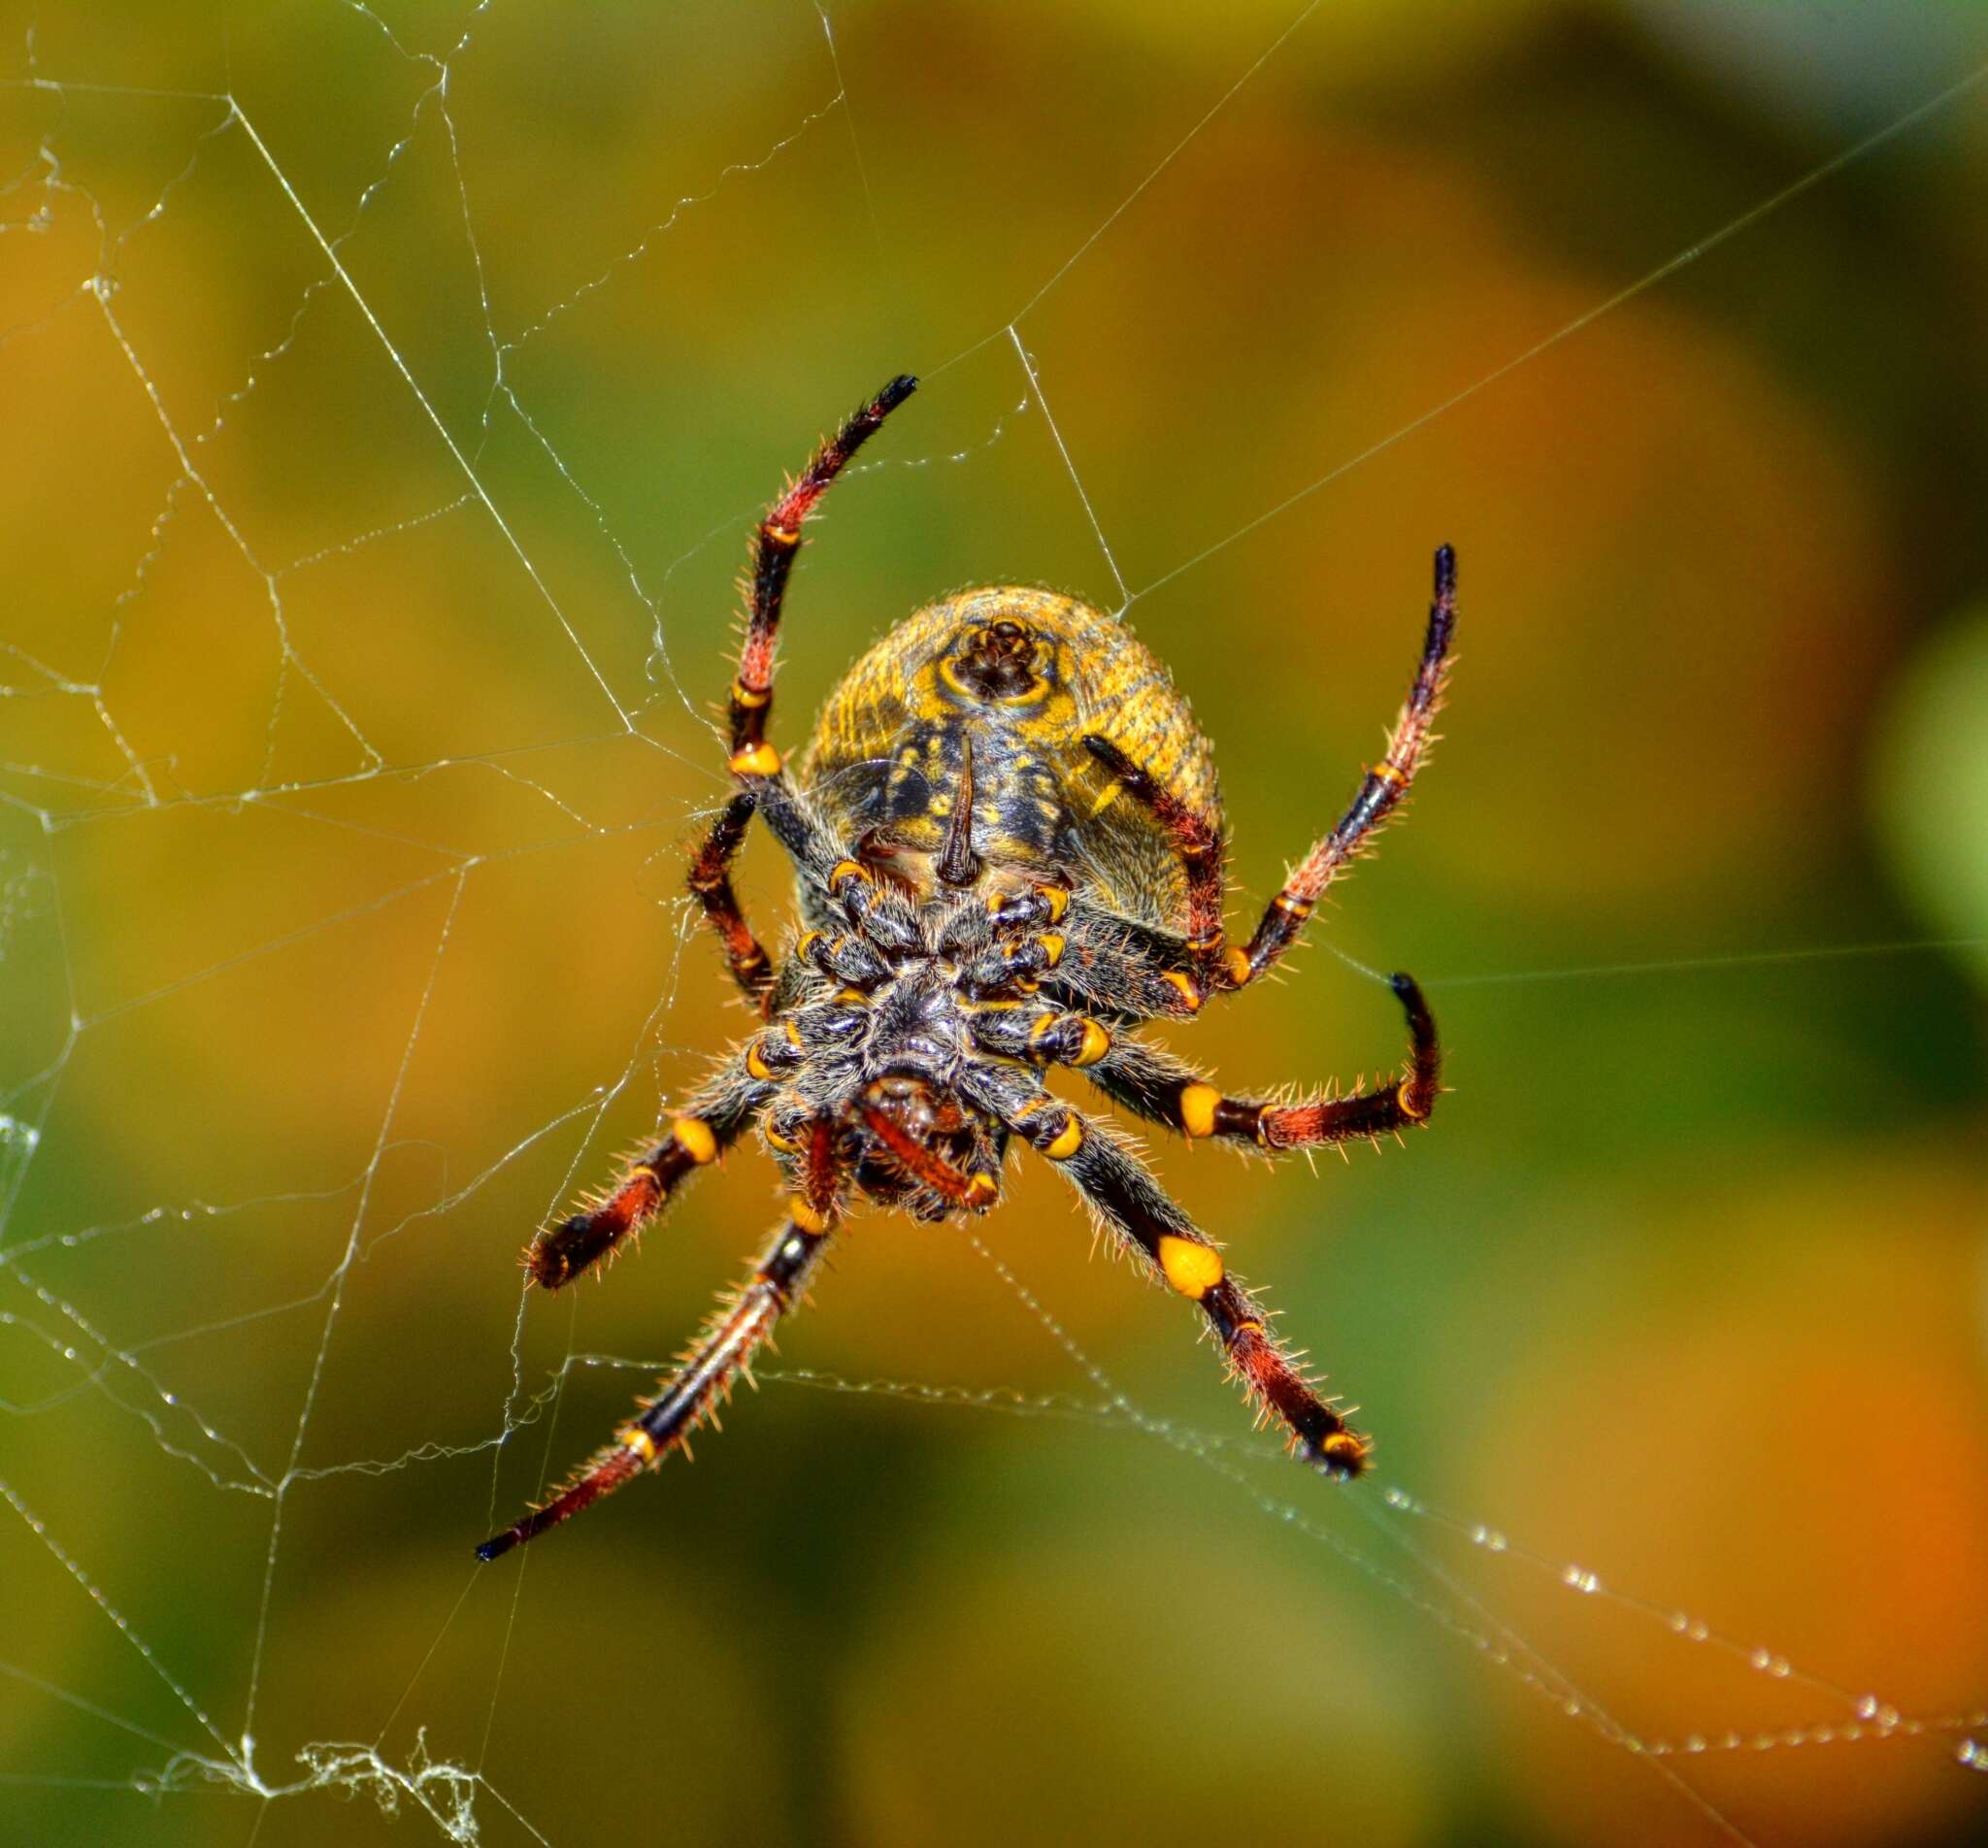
<box><xmin>1229</xmin><ymin>545</ymin><xmax>1458</xmax><ymax>989</ymax></box>
<box><xmin>959</xmin><ymin>1066</ymin><xmax>1369</xmax><ymax>1476</ymax></box>
<box><xmin>524</xmin><ymin>1066</ymin><xmax>770</xmax><ymax>1290</ymax></box>
<box><xmin>726</xmin><ymin>374</ymin><xmax>919</xmax><ymax>777</ymax></box>
<box><xmin>686</xmin><ymin>793</ymin><xmax>776</xmax><ymax>1007</ymax></box>
<box><xmin>479</xmin><ymin>1123</ymin><xmax>844</xmax><ymax>1562</ymax></box>
<box><xmin>1085</xmin><ymin>973</ymin><xmax>1441</xmax><ymax>1148</ymax></box>
<box><xmin>1079</xmin><ymin>547</ymin><xmax>1457</xmax><ymax>999</ymax></box>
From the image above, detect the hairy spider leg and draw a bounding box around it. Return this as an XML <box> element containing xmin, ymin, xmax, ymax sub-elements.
<box><xmin>960</xmin><ymin>1068</ymin><xmax>1370</xmax><ymax>1477</ymax></box>
<box><xmin>1229</xmin><ymin>544</ymin><xmax>1458</xmax><ymax>989</ymax></box>
<box><xmin>479</xmin><ymin>1123</ymin><xmax>845</xmax><ymax>1562</ymax></box>
<box><xmin>1079</xmin><ymin>545</ymin><xmax>1456</xmax><ymax>999</ymax></box>
<box><xmin>524</xmin><ymin>1065</ymin><xmax>775</xmax><ymax>1290</ymax></box>
<box><xmin>726</xmin><ymin>374</ymin><xmax>920</xmax><ymax>776</ymax></box>
<box><xmin>686</xmin><ymin>793</ymin><xmax>778</xmax><ymax>1009</ymax></box>
<box><xmin>1081</xmin><ymin>972</ymin><xmax>1441</xmax><ymax>1146</ymax></box>
<box><xmin>705</xmin><ymin>377</ymin><xmax>927</xmax><ymax>965</ymax></box>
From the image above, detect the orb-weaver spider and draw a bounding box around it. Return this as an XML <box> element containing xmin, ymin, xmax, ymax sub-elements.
<box><xmin>478</xmin><ymin>375</ymin><xmax>1456</xmax><ymax>1561</ymax></box>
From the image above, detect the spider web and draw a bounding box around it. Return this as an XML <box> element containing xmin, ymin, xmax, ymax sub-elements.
<box><xmin>3</xmin><ymin>3</ymin><xmax>1986</xmax><ymax>1843</ymax></box>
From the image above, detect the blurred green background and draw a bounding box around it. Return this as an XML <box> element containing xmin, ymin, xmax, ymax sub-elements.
<box><xmin>3</xmin><ymin>3</ymin><xmax>1986</xmax><ymax>1844</ymax></box>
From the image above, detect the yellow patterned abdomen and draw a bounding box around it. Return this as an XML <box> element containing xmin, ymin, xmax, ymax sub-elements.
<box><xmin>801</xmin><ymin>587</ymin><xmax>1221</xmax><ymax>932</ymax></box>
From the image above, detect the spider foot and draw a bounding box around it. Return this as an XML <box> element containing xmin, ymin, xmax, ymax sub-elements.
<box><xmin>1304</xmin><ymin>1430</ymin><xmax>1372</xmax><ymax>1480</ymax></box>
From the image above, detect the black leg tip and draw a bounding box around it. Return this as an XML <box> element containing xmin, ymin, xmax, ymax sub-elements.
<box><xmin>878</xmin><ymin>374</ymin><xmax>918</xmax><ymax>410</ymax></box>
<box><xmin>1387</xmin><ymin>971</ymin><xmax>1419</xmax><ymax>1001</ymax></box>
<box><xmin>475</xmin><ymin>1532</ymin><xmax>516</xmax><ymax>1564</ymax></box>
<box><xmin>1433</xmin><ymin>543</ymin><xmax>1457</xmax><ymax>596</ymax></box>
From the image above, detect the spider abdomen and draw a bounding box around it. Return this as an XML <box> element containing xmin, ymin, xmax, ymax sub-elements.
<box><xmin>801</xmin><ymin>586</ymin><xmax>1222</xmax><ymax>931</ymax></box>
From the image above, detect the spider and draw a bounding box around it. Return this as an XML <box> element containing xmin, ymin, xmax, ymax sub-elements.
<box><xmin>477</xmin><ymin>375</ymin><xmax>1456</xmax><ymax>1562</ymax></box>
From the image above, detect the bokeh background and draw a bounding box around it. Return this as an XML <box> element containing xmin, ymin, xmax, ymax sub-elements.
<box><xmin>4</xmin><ymin>3</ymin><xmax>1986</xmax><ymax>1844</ymax></box>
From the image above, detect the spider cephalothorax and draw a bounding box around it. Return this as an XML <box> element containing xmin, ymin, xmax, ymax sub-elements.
<box><xmin>479</xmin><ymin>376</ymin><xmax>1456</xmax><ymax>1562</ymax></box>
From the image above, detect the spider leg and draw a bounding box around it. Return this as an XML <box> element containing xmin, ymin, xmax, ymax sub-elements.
<box><xmin>713</xmin><ymin>377</ymin><xmax>922</xmax><ymax>940</ymax></box>
<box><xmin>713</xmin><ymin>753</ymin><xmax>922</xmax><ymax>957</ymax></box>
<box><xmin>525</xmin><ymin>1063</ymin><xmax>773</xmax><ymax>1290</ymax></box>
<box><xmin>685</xmin><ymin>793</ymin><xmax>777</xmax><ymax>1008</ymax></box>
<box><xmin>725</xmin><ymin>374</ymin><xmax>918</xmax><ymax>777</ymax></box>
<box><xmin>1079</xmin><ymin>545</ymin><xmax>1456</xmax><ymax>1001</ymax></box>
<box><xmin>957</xmin><ymin>1068</ymin><xmax>1369</xmax><ymax>1476</ymax></box>
<box><xmin>1227</xmin><ymin>545</ymin><xmax>1457</xmax><ymax>991</ymax></box>
<box><xmin>1081</xmin><ymin>973</ymin><xmax>1441</xmax><ymax>1147</ymax></box>
<box><xmin>479</xmin><ymin>1120</ymin><xmax>845</xmax><ymax>1561</ymax></box>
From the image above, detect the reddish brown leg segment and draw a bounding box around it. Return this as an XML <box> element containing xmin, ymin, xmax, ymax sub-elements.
<box><xmin>727</xmin><ymin>375</ymin><xmax>919</xmax><ymax>776</ymax></box>
<box><xmin>1231</xmin><ymin>545</ymin><xmax>1457</xmax><ymax>988</ymax></box>
<box><xmin>686</xmin><ymin>793</ymin><xmax>777</xmax><ymax>1008</ymax></box>
<box><xmin>525</xmin><ymin>1065</ymin><xmax>771</xmax><ymax>1290</ymax></box>
<box><xmin>1079</xmin><ymin>548</ymin><xmax>1456</xmax><ymax>1002</ymax></box>
<box><xmin>1053</xmin><ymin>1115</ymin><xmax>1369</xmax><ymax>1474</ymax></box>
<box><xmin>1084</xmin><ymin>973</ymin><xmax>1441</xmax><ymax>1148</ymax></box>
<box><xmin>480</xmin><ymin>1124</ymin><xmax>844</xmax><ymax>1562</ymax></box>
<box><xmin>959</xmin><ymin>1057</ymin><xmax>1371</xmax><ymax>1479</ymax></box>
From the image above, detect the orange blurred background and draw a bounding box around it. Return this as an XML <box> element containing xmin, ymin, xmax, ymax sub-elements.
<box><xmin>3</xmin><ymin>3</ymin><xmax>1986</xmax><ymax>1844</ymax></box>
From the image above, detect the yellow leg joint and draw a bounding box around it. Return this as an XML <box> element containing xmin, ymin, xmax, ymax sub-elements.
<box><xmin>618</xmin><ymin>1426</ymin><xmax>659</xmax><ymax>1463</ymax></box>
<box><xmin>1074</xmin><ymin>1019</ymin><xmax>1110</xmax><ymax>1066</ymax></box>
<box><xmin>788</xmin><ymin>1196</ymin><xmax>828</xmax><ymax>1235</ymax></box>
<box><xmin>1038</xmin><ymin>884</ymin><xmax>1069</xmax><ymax>923</ymax></box>
<box><xmin>1157</xmin><ymin>1234</ymin><xmax>1224</xmax><ymax>1300</ymax></box>
<box><xmin>728</xmin><ymin>741</ymin><xmax>782</xmax><ymax>777</ymax></box>
<box><xmin>1043</xmin><ymin>1115</ymin><xmax>1084</xmax><ymax>1161</ymax></box>
<box><xmin>964</xmin><ymin>1172</ymin><xmax>999</xmax><ymax>1208</ymax></box>
<box><xmin>1037</xmin><ymin>932</ymin><xmax>1066</xmax><ymax>968</ymax></box>
<box><xmin>1222</xmin><ymin>945</ymin><xmax>1252</xmax><ymax>988</ymax></box>
<box><xmin>746</xmin><ymin>1042</ymin><xmax>775</xmax><ymax>1081</ymax></box>
<box><xmin>730</xmin><ymin>678</ymin><xmax>772</xmax><ymax>710</ymax></box>
<box><xmin>672</xmin><ymin>1116</ymin><xmax>719</xmax><ymax>1164</ymax></box>
<box><xmin>1177</xmin><ymin>1083</ymin><xmax>1221</xmax><ymax>1139</ymax></box>
<box><xmin>1397</xmin><ymin>1078</ymin><xmax>1430</xmax><ymax>1122</ymax></box>
<box><xmin>829</xmin><ymin>859</ymin><xmax>871</xmax><ymax>889</ymax></box>
<box><xmin>1316</xmin><ymin>1430</ymin><xmax>1370</xmax><ymax>1473</ymax></box>
<box><xmin>1161</xmin><ymin>971</ymin><xmax>1203</xmax><ymax>1012</ymax></box>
